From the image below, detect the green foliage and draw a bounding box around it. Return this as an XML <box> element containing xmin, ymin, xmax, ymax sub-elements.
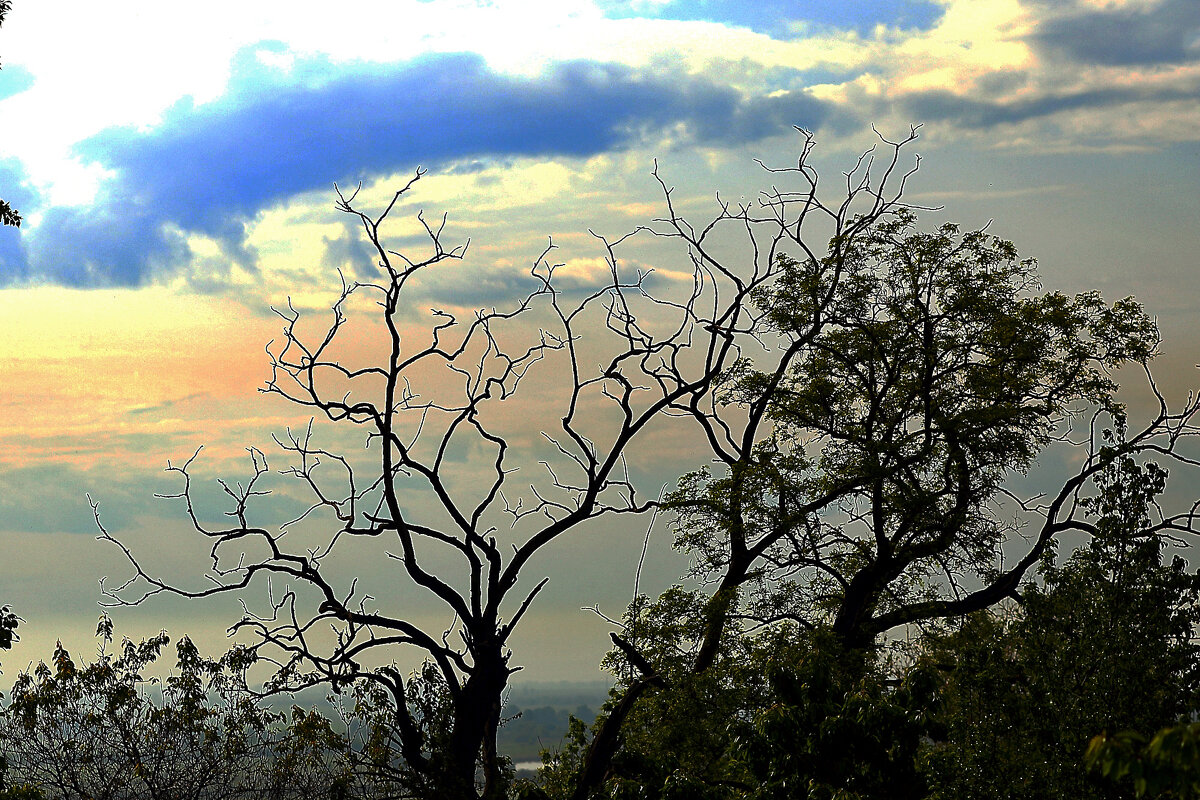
<box><xmin>1087</xmin><ymin>724</ymin><xmax>1200</xmax><ymax>799</ymax></box>
<box><xmin>336</xmin><ymin>661</ymin><xmax>463</xmax><ymax>798</ymax></box>
<box><xmin>0</xmin><ymin>786</ymin><xmax>45</xmax><ymax>800</ymax></box>
<box><xmin>266</xmin><ymin>706</ymin><xmax>354</xmax><ymax>800</ymax></box>
<box><xmin>0</xmin><ymin>613</ymin><xmax>519</xmax><ymax>799</ymax></box>
<box><xmin>552</xmin><ymin>209</ymin><xmax>1180</xmax><ymax>800</ymax></box>
<box><xmin>597</xmin><ymin>669</ymin><xmax>749</xmax><ymax>799</ymax></box>
<box><xmin>0</xmin><ymin>616</ymin><xmax>281</xmax><ymax>800</ymax></box>
<box><xmin>0</xmin><ymin>607</ymin><xmax>16</xmax><ymax>652</ymax></box>
<box><xmin>1078</xmin><ymin>459</ymin><xmax>1200</xmax><ymax>799</ymax></box>
<box><xmin>541</xmin><ymin>615</ymin><xmax>930</xmax><ymax>800</ymax></box>
<box><xmin>537</xmin><ymin>588</ymin><xmax>762</xmax><ymax>798</ymax></box>
<box><xmin>920</xmin><ymin>456</ymin><xmax>1200</xmax><ymax>800</ymax></box>
<box><xmin>671</xmin><ymin>210</ymin><xmax>1160</xmax><ymax>648</ymax></box>
<box><xmin>521</xmin><ymin>714</ymin><xmax>592</xmax><ymax>799</ymax></box>
<box><xmin>734</xmin><ymin>631</ymin><xmax>932</xmax><ymax>800</ymax></box>
<box><xmin>545</xmin><ymin>454</ymin><xmax>1200</xmax><ymax>800</ymax></box>
<box><xmin>0</xmin><ymin>201</ymin><xmax>18</xmax><ymax>229</ymax></box>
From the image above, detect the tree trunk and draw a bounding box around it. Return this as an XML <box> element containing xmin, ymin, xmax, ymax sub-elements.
<box><xmin>435</xmin><ymin>646</ymin><xmax>509</xmax><ymax>800</ymax></box>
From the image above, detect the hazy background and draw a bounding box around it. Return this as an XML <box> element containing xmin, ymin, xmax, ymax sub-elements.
<box><xmin>0</xmin><ymin>0</ymin><xmax>1198</xmax><ymax>687</ymax></box>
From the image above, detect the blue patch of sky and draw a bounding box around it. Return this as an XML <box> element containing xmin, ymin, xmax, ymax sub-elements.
<box><xmin>0</xmin><ymin>63</ymin><xmax>34</xmax><ymax>101</ymax></box>
<box><xmin>0</xmin><ymin>158</ymin><xmax>37</xmax><ymax>211</ymax></box>
<box><xmin>15</xmin><ymin>47</ymin><xmax>836</xmax><ymax>287</ymax></box>
<box><xmin>0</xmin><ymin>224</ymin><xmax>25</xmax><ymax>278</ymax></box>
<box><xmin>595</xmin><ymin>0</ymin><xmax>943</xmax><ymax>37</ymax></box>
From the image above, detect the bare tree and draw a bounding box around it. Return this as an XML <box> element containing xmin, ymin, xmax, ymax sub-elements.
<box><xmin>96</xmin><ymin>129</ymin><xmax>935</xmax><ymax>799</ymax></box>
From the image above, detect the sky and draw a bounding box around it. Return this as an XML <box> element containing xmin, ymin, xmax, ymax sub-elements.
<box><xmin>0</xmin><ymin>0</ymin><xmax>1199</xmax><ymax>685</ymax></box>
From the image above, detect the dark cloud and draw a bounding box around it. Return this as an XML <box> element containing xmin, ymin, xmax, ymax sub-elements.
<box><xmin>900</xmin><ymin>83</ymin><xmax>1200</xmax><ymax>129</ymax></box>
<box><xmin>29</xmin><ymin>201</ymin><xmax>192</xmax><ymax>285</ymax></box>
<box><xmin>0</xmin><ymin>454</ymin><xmax>314</xmax><ymax>537</ymax></box>
<box><xmin>319</xmin><ymin>216</ymin><xmax>383</xmax><ymax>281</ymax></box>
<box><xmin>0</xmin><ymin>226</ymin><xmax>24</xmax><ymax>278</ymax></box>
<box><xmin>16</xmin><ymin>49</ymin><xmax>833</xmax><ymax>288</ymax></box>
<box><xmin>399</xmin><ymin>259</ymin><xmax>552</xmax><ymax>310</ymax></box>
<box><xmin>596</xmin><ymin>0</ymin><xmax>942</xmax><ymax>37</ymax></box>
<box><xmin>1034</xmin><ymin>0</ymin><xmax>1200</xmax><ymax>66</ymax></box>
<box><xmin>694</xmin><ymin>86</ymin><xmax>853</xmax><ymax>142</ymax></box>
<box><xmin>974</xmin><ymin>70</ymin><xmax>1029</xmax><ymax>97</ymax></box>
<box><xmin>0</xmin><ymin>158</ymin><xmax>36</xmax><ymax>279</ymax></box>
<box><xmin>0</xmin><ymin>462</ymin><xmax>137</xmax><ymax>534</ymax></box>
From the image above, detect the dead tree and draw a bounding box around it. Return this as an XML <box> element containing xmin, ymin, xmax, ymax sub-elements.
<box><xmin>96</xmin><ymin>129</ymin><xmax>925</xmax><ymax>799</ymax></box>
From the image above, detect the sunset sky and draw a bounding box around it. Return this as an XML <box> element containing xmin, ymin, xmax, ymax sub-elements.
<box><xmin>1</xmin><ymin>0</ymin><xmax>1198</xmax><ymax>683</ymax></box>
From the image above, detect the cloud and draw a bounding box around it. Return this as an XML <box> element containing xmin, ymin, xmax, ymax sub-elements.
<box><xmin>126</xmin><ymin>392</ymin><xmax>210</xmax><ymax>416</ymax></box>
<box><xmin>0</xmin><ymin>462</ymin><xmax>139</xmax><ymax>534</ymax></box>
<box><xmin>852</xmin><ymin>0</ymin><xmax>1200</xmax><ymax>149</ymax></box>
<box><xmin>28</xmin><ymin>201</ymin><xmax>193</xmax><ymax>286</ymax></box>
<box><xmin>0</xmin><ymin>227</ymin><xmax>24</xmax><ymax>279</ymax></box>
<box><xmin>898</xmin><ymin>82</ymin><xmax>1200</xmax><ymax>130</ymax></box>
<box><xmin>318</xmin><ymin>217</ymin><xmax>379</xmax><ymax>279</ymax></box>
<box><xmin>596</xmin><ymin>0</ymin><xmax>943</xmax><ymax>37</ymax></box>
<box><xmin>0</xmin><ymin>158</ymin><xmax>36</xmax><ymax>278</ymax></box>
<box><xmin>1033</xmin><ymin>0</ymin><xmax>1200</xmax><ymax>66</ymax></box>
<box><xmin>16</xmin><ymin>48</ymin><xmax>834</xmax><ymax>288</ymax></box>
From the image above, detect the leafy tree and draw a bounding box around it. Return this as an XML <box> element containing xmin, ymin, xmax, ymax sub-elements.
<box><xmin>262</xmin><ymin>705</ymin><xmax>355</xmax><ymax>800</ymax></box>
<box><xmin>1087</xmin><ymin>723</ymin><xmax>1200</xmax><ymax>799</ymax></box>
<box><xmin>0</xmin><ymin>616</ymin><xmax>280</xmax><ymax>800</ymax></box>
<box><xmin>574</xmin><ymin>204</ymin><xmax>1200</xmax><ymax>794</ymax></box>
<box><xmin>921</xmin><ymin>455</ymin><xmax>1200</xmax><ymax>799</ymax></box>
<box><xmin>561</xmin><ymin>615</ymin><xmax>931</xmax><ymax>800</ymax></box>
<box><xmin>0</xmin><ymin>617</ymin><xmax>462</xmax><ymax>799</ymax></box>
<box><xmin>734</xmin><ymin>631</ymin><xmax>933</xmax><ymax>800</ymax></box>
<box><xmin>585</xmin><ymin>588</ymin><xmax>763</xmax><ymax>799</ymax></box>
<box><xmin>676</xmin><ymin>210</ymin><xmax>1164</xmax><ymax>648</ymax></box>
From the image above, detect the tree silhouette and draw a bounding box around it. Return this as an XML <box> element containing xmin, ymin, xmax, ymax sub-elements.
<box><xmin>924</xmin><ymin>456</ymin><xmax>1200</xmax><ymax>799</ymax></box>
<box><xmin>571</xmin><ymin>171</ymin><xmax>1200</xmax><ymax>797</ymax></box>
<box><xmin>97</xmin><ymin>130</ymin><xmax>925</xmax><ymax>798</ymax></box>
